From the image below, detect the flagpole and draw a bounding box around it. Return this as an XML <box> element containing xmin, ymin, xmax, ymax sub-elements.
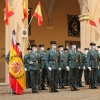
<box><xmin>26</xmin><ymin>16</ymin><xmax>34</xmax><ymax>48</ymax></box>
<box><xmin>27</xmin><ymin>16</ymin><xmax>34</xmax><ymax>29</ymax></box>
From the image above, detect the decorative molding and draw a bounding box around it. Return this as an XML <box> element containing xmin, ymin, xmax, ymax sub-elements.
<box><xmin>78</xmin><ymin>0</ymin><xmax>88</xmax><ymax>14</ymax></box>
<box><xmin>79</xmin><ymin>14</ymin><xmax>89</xmax><ymax>21</ymax></box>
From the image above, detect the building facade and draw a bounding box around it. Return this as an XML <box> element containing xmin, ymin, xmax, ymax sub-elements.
<box><xmin>0</xmin><ymin>0</ymin><xmax>100</xmax><ymax>84</ymax></box>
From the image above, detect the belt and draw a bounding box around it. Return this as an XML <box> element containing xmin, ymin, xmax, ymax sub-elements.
<box><xmin>33</xmin><ymin>61</ymin><xmax>40</xmax><ymax>64</ymax></box>
<box><xmin>61</xmin><ymin>60</ymin><xmax>65</xmax><ymax>62</ymax></box>
<box><xmin>70</xmin><ymin>60</ymin><xmax>79</xmax><ymax>62</ymax></box>
<box><xmin>90</xmin><ymin>59</ymin><xmax>98</xmax><ymax>62</ymax></box>
<box><xmin>49</xmin><ymin>60</ymin><xmax>59</xmax><ymax>62</ymax></box>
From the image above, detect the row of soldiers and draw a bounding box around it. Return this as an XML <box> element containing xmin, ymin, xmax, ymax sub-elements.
<box><xmin>5</xmin><ymin>41</ymin><xmax>100</xmax><ymax>94</ymax></box>
<box><xmin>23</xmin><ymin>41</ymin><xmax>100</xmax><ymax>93</ymax></box>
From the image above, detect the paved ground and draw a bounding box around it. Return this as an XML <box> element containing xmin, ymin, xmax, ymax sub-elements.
<box><xmin>0</xmin><ymin>85</ymin><xmax>100</xmax><ymax>100</ymax></box>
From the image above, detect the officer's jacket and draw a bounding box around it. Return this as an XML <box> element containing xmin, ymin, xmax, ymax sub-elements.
<box><xmin>78</xmin><ymin>51</ymin><xmax>84</xmax><ymax>69</ymax></box>
<box><xmin>59</xmin><ymin>51</ymin><xmax>66</xmax><ymax>69</ymax></box>
<box><xmin>45</xmin><ymin>49</ymin><xmax>59</xmax><ymax>70</ymax></box>
<box><xmin>5</xmin><ymin>51</ymin><xmax>22</xmax><ymax>63</ymax></box>
<box><xmin>87</xmin><ymin>49</ymin><xmax>99</xmax><ymax>68</ymax></box>
<box><xmin>84</xmin><ymin>53</ymin><xmax>88</xmax><ymax>68</ymax></box>
<box><xmin>65</xmin><ymin>49</ymin><xmax>80</xmax><ymax>68</ymax></box>
<box><xmin>39</xmin><ymin>51</ymin><xmax>47</xmax><ymax>69</ymax></box>
<box><xmin>25</xmin><ymin>51</ymin><xmax>41</xmax><ymax>70</ymax></box>
<box><xmin>98</xmin><ymin>52</ymin><xmax>100</xmax><ymax>66</ymax></box>
<box><xmin>23</xmin><ymin>54</ymin><xmax>30</xmax><ymax>71</ymax></box>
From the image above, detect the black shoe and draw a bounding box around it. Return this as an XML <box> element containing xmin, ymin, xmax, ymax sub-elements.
<box><xmin>35</xmin><ymin>91</ymin><xmax>39</xmax><ymax>93</ymax></box>
<box><xmin>79</xmin><ymin>84</ymin><xmax>83</xmax><ymax>87</ymax></box>
<box><xmin>41</xmin><ymin>87</ymin><xmax>48</xmax><ymax>90</ymax></box>
<box><xmin>32</xmin><ymin>91</ymin><xmax>35</xmax><ymax>93</ymax></box>
<box><xmin>74</xmin><ymin>87</ymin><xmax>78</xmax><ymax>91</ymax></box>
<box><xmin>92</xmin><ymin>87</ymin><xmax>98</xmax><ymax>89</ymax></box>
<box><xmin>55</xmin><ymin>90</ymin><xmax>59</xmax><ymax>92</ymax></box>
<box><xmin>12</xmin><ymin>92</ymin><xmax>16</xmax><ymax>95</ymax></box>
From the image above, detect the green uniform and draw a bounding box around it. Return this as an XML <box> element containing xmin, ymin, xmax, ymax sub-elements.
<box><xmin>45</xmin><ymin>49</ymin><xmax>59</xmax><ymax>92</ymax></box>
<box><xmin>65</xmin><ymin>49</ymin><xmax>80</xmax><ymax>90</ymax></box>
<box><xmin>25</xmin><ymin>51</ymin><xmax>40</xmax><ymax>92</ymax></box>
<box><xmin>23</xmin><ymin>54</ymin><xmax>31</xmax><ymax>88</ymax></box>
<box><xmin>84</xmin><ymin>53</ymin><xmax>90</xmax><ymax>85</ymax></box>
<box><xmin>87</xmin><ymin>49</ymin><xmax>99</xmax><ymax>88</ymax></box>
<box><xmin>97</xmin><ymin>52</ymin><xmax>100</xmax><ymax>85</ymax></box>
<box><xmin>77</xmin><ymin>51</ymin><xmax>84</xmax><ymax>87</ymax></box>
<box><xmin>39</xmin><ymin>51</ymin><xmax>47</xmax><ymax>89</ymax></box>
<box><xmin>59</xmin><ymin>51</ymin><xmax>66</xmax><ymax>88</ymax></box>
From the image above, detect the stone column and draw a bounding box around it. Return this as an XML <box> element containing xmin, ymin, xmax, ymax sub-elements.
<box><xmin>4</xmin><ymin>0</ymin><xmax>28</xmax><ymax>84</ymax></box>
<box><xmin>79</xmin><ymin>14</ymin><xmax>90</xmax><ymax>51</ymax></box>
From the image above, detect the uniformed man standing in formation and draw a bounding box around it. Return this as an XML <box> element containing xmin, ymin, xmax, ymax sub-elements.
<box><xmin>45</xmin><ymin>41</ymin><xmax>59</xmax><ymax>92</ymax></box>
<box><xmin>25</xmin><ymin>44</ymin><xmax>41</xmax><ymax>93</ymax></box>
<box><xmin>87</xmin><ymin>42</ymin><xmax>99</xmax><ymax>89</ymax></box>
<box><xmin>58</xmin><ymin>45</ymin><xmax>66</xmax><ymax>89</ymax></box>
<box><xmin>65</xmin><ymin>42</ymin><xmax>80</xmax><ymax>91</ymax></box>
<box><xmin>24</xmin><ymin>48</ymin><xmax>32</xmax><ymax>88</ymax></box>
<box><xmin>97</xmin><ymin>46</ymin><xmax>100</xmax><ymax>86</ymax></box>
<box><xmin>84</xmin><ymin>48</ymin><xmax>90</xmax><ymax>85</ymax></box>
<box><xmin>77</xmin><ymin>46</ymin><xmax>84</xmax><ymax>87</ymax></box>
<box><xmin>39</xmin><ymin>44</ymin><xmax>47</xmax><ymax>90</ymax></box>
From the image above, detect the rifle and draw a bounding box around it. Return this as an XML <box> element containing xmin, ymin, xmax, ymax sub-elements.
<box><xmin>49</xmin><ymin>70</ymin><xmax>52</xmax><ymax>92</ymax></box>
<box><xmin>68</xmin><ymin>70</ymin><xmax>74</xmax><ymax>91</ymax></box>
<box><xmin>89</xmin><ymin>70</ymin><xmax>92</xmax><ymax>89</ymax></box>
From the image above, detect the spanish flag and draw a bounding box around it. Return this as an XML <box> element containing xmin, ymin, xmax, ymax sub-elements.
<box><xmin>33</xmin><ymin>1</ymin><xmax>43</xmax><ymax>26</ymax></box>
<box><xmin>4</xmin><ymin>0</ymin><xmax>14</xmax><ymax>25</ymax></box>
<box><xmin>87</xmin><ymin>8</ymin><xmax>97</xmax><ymax>27</ymax></box>
<box><xmin>8</xmin><ymin>30</ymin><xmax>26</xmax><ymax>94</ymax></box>
<box><xmin>22</xmin><ymin>0</ymin><xmax>27</xmax><ymax>22</ymax></box>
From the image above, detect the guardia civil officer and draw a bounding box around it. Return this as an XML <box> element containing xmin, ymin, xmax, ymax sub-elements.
<box><xmin>65</xmin><ymin>42</ymin><xmax>80</xmax><ymax>91</ymax></box>
<box><xmin>24</xmin><ymin>47</ymin><xmax>32</xmax><ymax>88</ymax></box>
<box><xmin>45</xmin><ymin>41</ymin><xmax>59</xmax><ymax>92</ymax></box>
<box><xmin>25</xmin><ymin>44</ymin><xmax>41</xmax><ymax>93</ymax></box>
<box><xmin>39</xmin><ymin>44</ymin><xmax>47</xmax><ymax>90</ymax></box>
<box><xmin>87</xmin><ymin>42</ymin><xmax>99</xmax><ymax>89</ymax></box>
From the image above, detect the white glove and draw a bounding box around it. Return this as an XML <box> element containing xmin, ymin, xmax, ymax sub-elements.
<box><xmin>66</xmin><ymin>66</ymin><xmax>70</xmax><ymax>71</ymax></box>
<box><xmin>48</xmin><ymin>67</ymin><xmax>52</xmax><ymax>71</ymax></box>
<box><xmin>30</xmin><ymin>61</ymin><xmax>33</xmax><ymax>64</ymax></box>
<box><xmin>83</xmin><ymin>66</ymin><xmax>86</xmax><ymax>70</ymax></box>
<box><xmin>88</xmin><ymin>67</ymin><xmax>91</xmax><ymax>71</ymax></box>
<box><xmin>59</xmin><ymin>68</ymin><xmax>61</xmax><ymax>71</ymax></box>
<box><xmin>79</xmin><ymin>66</ymin><xmax>80</xmax><ymax>69</ymax></box>
<box><xmin>98</xmin><ymin>66</ymin><xmax>99</xmax><ymax>69</ymax></box>
<box><xmin>24</xmin><ymin>68</ymin><xmax>27</xmax><ymax>71</ymax></box>
<box><xmin>40</xmin><ymin>69</ymin><xmax>42</xmax><ymax>72</ymax></box>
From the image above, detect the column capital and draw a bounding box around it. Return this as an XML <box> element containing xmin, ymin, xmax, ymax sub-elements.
<box><xmin>79</xmin><ymin>14</ymin><xmax>89</xmax><ymax>21</ymax></box>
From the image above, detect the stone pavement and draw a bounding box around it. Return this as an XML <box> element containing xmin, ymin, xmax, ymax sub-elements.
<box><xmin>0</xmin><ymin>85</ymin><xmax>100</xmax><ymax>100</ymax></box>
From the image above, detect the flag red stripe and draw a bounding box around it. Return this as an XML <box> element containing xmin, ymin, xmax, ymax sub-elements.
<box><xmin>33</xmin><ymin>12</ymin><xmax>42</xmax><ymax>21</ymax></box>
<box><xmin>9</xmin><ymin>73</ymin><xmax>23</xmax><ymax>94</ymax></box>
<box><xmin>12</xmin><ymin>40</ymin><xmax>20</xmax><ymax>57</ymax></box>
<box><xmin>22</xmin><ymin>9</ymin><xmax>27</xmax><ymax>22</ymax></box>
<box><xmin>89</xmin><ymin>20</ymin><xmax>97</xmax><ymax>27</ymax></box>
<box><xmin>99</xmin><ymin>18</ymin><xmax>100</xmax><ymax>24</ymax></box>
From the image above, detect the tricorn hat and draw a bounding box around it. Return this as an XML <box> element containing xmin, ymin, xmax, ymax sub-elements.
<box><xmin>97</xmin><ymin>46</ymin><xmax>100</xmax><ymax>48</ymax></box>
<box><xmin>31</xmin><ymin>44</ymin><xmax>37</xmax><ymax>47</ymax></box>
<box><xmin>26</xmin><ymin>48</ymin><xmax>32</xmax><ymax>50</ymax></box>
<box><xmin>58</xmin><ymin>45</ymin><xmax>63</xmax><ymax>48</ymax></box>
<box><xmin>50</xmin><ymin>41</ymin><xmax>57</xmax><ymax>44</ymax></box>
<box><xmin>39</xmin><ymin>44</ymin><xmax>44</xmax><ymax>47</ymax></box>
<box><xmin>16</xmin><ymin>42</ymin><xmax>20</xmax><ymax>45</ymax></box>
<box><xmin>64</xmin><ymin>48</ymin><xmax>68</xmax><ymax>50</ymax></box>
<box><xmin>47</xmin><ymin>48</ymin><xmax>50</xmax><ymax>50</ymax></box>
<box><xmin>90</xmin><ymin>42</ymin><xmax>96</xmax><ymax>46</ymax></box>
<box><xmin>70</xmin><ymin>42</ymin><xmax>76</xmax><ymax>45</ymax></box>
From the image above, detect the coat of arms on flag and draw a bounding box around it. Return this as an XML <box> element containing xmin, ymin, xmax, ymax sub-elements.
<box><xmin>67</xmin><ymin>15</ymin><xmax>80</xmax><ymax>36</ymax></box>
